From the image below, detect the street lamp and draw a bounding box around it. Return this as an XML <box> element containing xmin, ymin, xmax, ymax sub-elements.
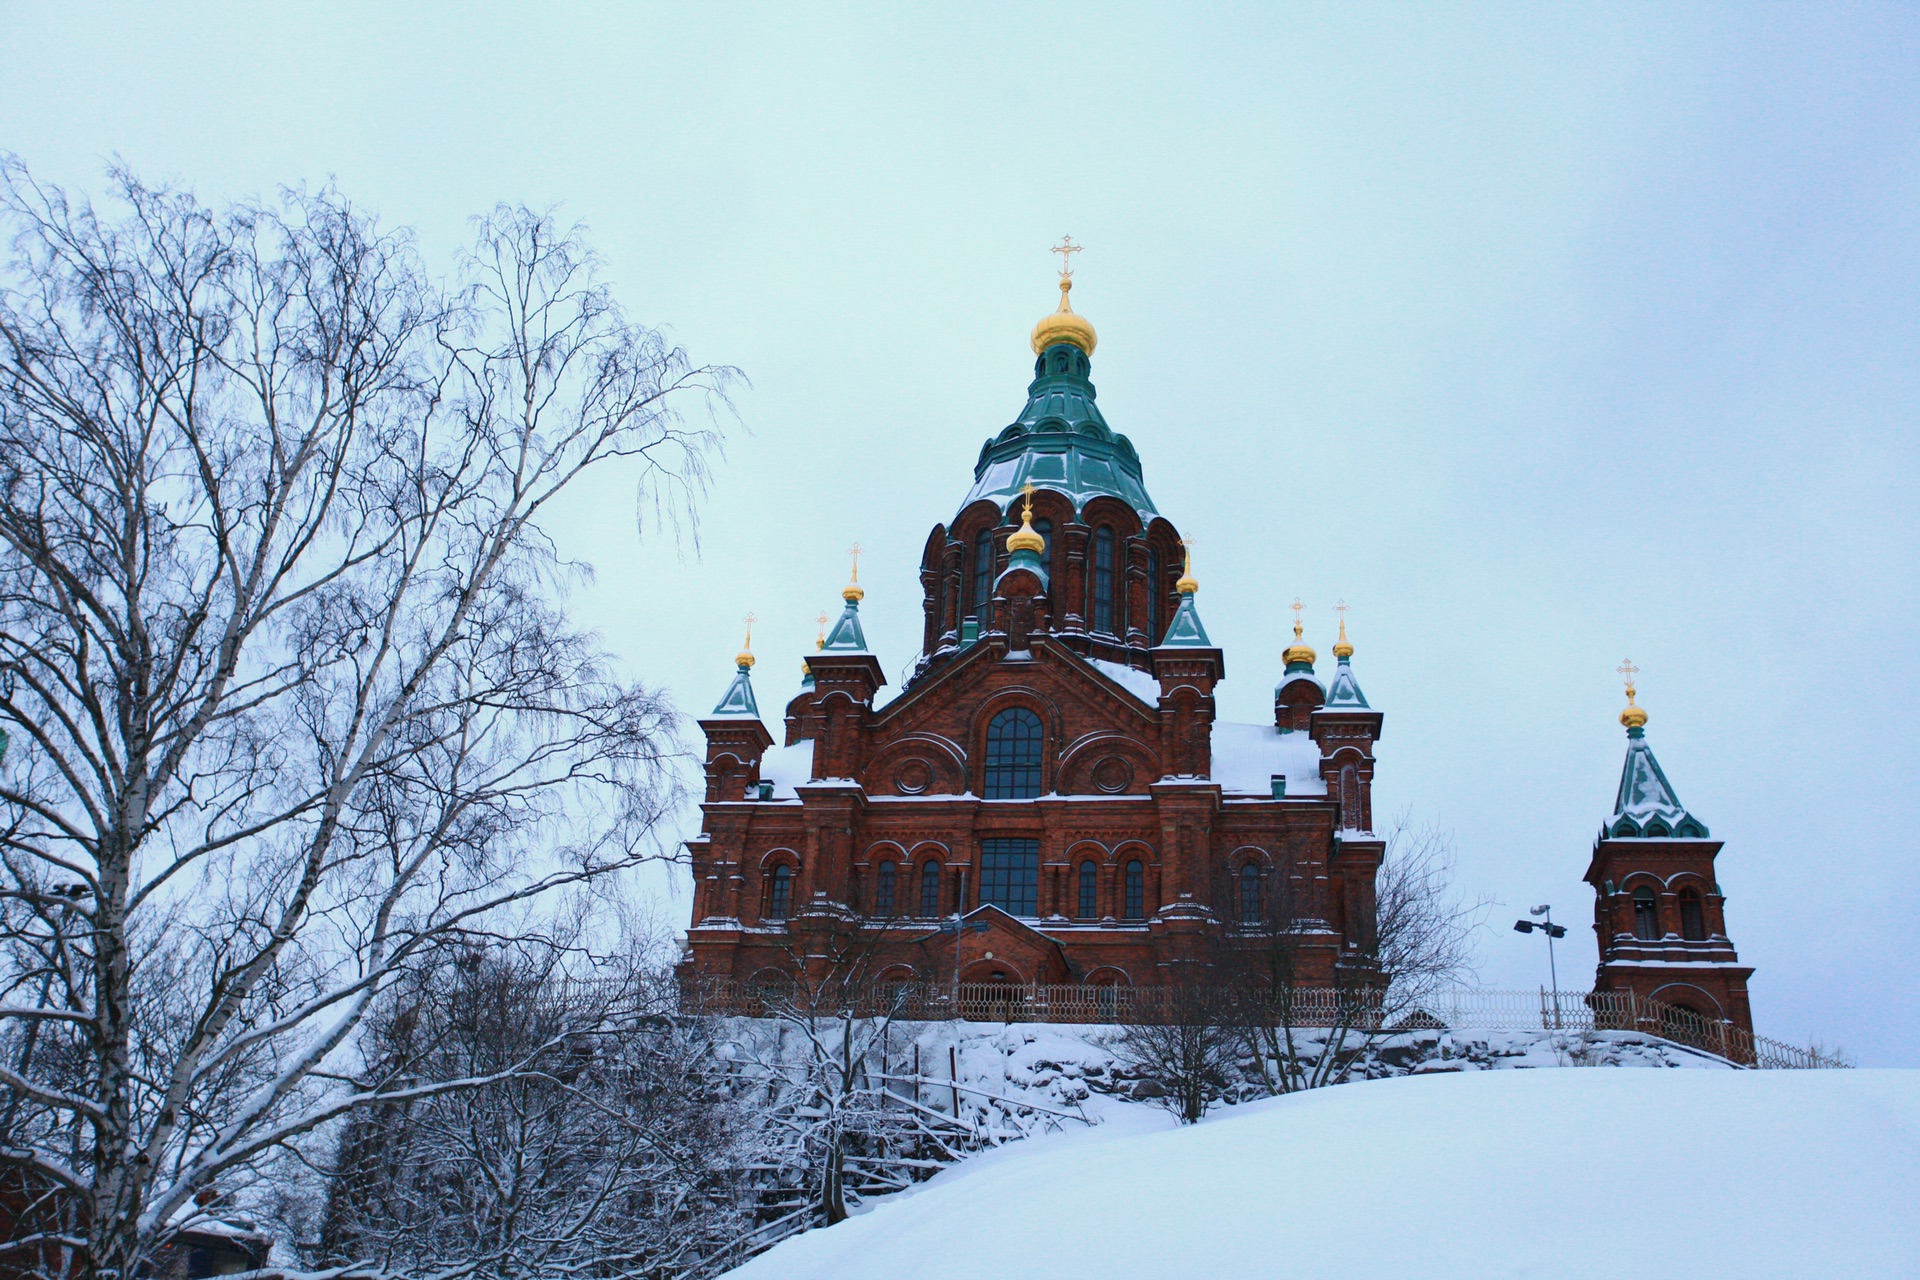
<box><xmin>1513</xmin><ymin>904</ymin><xmax>1568</xmax><ymax>1029</ymax></box>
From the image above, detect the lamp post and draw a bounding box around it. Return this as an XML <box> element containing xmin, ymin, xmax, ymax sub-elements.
<box><xmin>1513</xmin><ymin>904</ymin><xmax>1568</xmax><ymax>1029</ymax></box>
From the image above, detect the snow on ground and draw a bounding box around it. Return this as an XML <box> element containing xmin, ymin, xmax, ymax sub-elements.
<box><xmin>721</xmin><ymin>1066</ymin><xmax>1920</xmax><ymax>1280</ymax></box>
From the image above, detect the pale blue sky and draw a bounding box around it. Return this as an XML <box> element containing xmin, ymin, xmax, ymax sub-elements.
<box><xmin>6</xmin><ymin>3</ymin><xmax>1916</xmax><ymax>1062</ymax></box>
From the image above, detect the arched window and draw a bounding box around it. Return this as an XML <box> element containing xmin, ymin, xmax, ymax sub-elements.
<box><xmin>874</xmin><ymin>861</ymin><xmax>896</xmax><ymax>916</ymax></box>
<box><xmin>768</xmin><ymin>865</ymin><xmax>793</xmax><ymax>921</ymax></box>
<box><xmin>1034</xmin><ymin>517</ymin><xmax>1052</xmax><ymax>555</ymax></box>
<box><xmin>1092</xmin><ymin>526</ymin><xmax>1116</xmax><ymax>635</ymax></box>
<box><xmin>1632</xmin><ymin>887</ymin><xmax>1659</xmax><ymax>941</ymax></box>
<box><xmin>919</xmin><ymin>861</ymin><xmax>942</xmax><ymax>917</ymax></box>
<box><xmin>983</xmin><ymin>707</ymin><xmax>1044</xmax><ymax>799</ymax></box>
<box><xmin>1078</xmin><ymin>860</ymin><xmax>1099</xmax><ymax>919</ymax></box>
<box><xmin>1239</xmin><ymin>863</ymin><xmax>1262</xmax><ymax>926</ymax></box>
<box><xmin>1679</xmin><ymin>887</ymin><xmax>1706</xmax><ymax>941</ymax></box>
<box><xmin>1147</xmin><ymin>546</ymin><xmax>1163</xmax><ymax>642</ymax></box>
<box><xmin>971</xmin><ymin>529</ymin><xmax>994</xmax><ymax>620</ymax></box>
<box><xmin>1124</xmin><ymin>859</ymin><xmax>1145</xmax><ymax>920</ymax></box>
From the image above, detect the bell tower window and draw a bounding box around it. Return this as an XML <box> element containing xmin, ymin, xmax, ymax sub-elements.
<box><xmin>1679</xmin><ymin>887</ymin><xmax>1706</xmax><ymax>941</ymax></box>
<box><xmin>1632</xmin><ymin>887</ymin><xmax>1659</xmax><ymax>941</ymax></box>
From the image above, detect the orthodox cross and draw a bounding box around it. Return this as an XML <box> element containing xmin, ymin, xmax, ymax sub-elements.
<box><xmin>848</xmin><ymin>542</ymin><xmax>862</xmax><ymax>585</ymax></box>
<box><xmin>1181</xmin><ymin>536</ymin><xmax>1194</xmax><ymax>577</ymax></box>
<box><xmin>1051</xmin><ymin>235</ymin><xmax>1082</xmax><ymax>280</ymax></box>
<box><xmin>1617</xmin><ymin>658</ymin><xmax>1639</xmax><ymax>700</ymax></box>
<box><xmin>1335</xmin><ymin>599</ymin><xmax>1349</xmax><ymax>619</ymax></box>
<box><xmin>741</xmin><ymin>612</ymin><xmax>756</xmax><ymax>651</ymax></box>
<box><xmin>815</xmin><ymin>613</ymin><xmax>829</xmax><ymax>650</ymax></box>
<box><xmin>1021</xmin><ymin>480</ymin><xmax>1037</xmax><ymax>521</ymax></box>
<box><xmin>1290</xmin><ymin>597</ymin><xmax>1305</xmax><ymax>638</ymax></box>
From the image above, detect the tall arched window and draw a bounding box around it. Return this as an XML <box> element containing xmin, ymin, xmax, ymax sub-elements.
<box><xmin>919</xmin><ymin>861</ymin><xmax>942</xmax><ymax>917</ymax></box>
<box><xmin>768</xmin><ymin>865</ymin><xmax>793</xmax><ymax>921</ymax></box>
<box><xmin>983</xmin><ymin>707</ymin><xmax>1044</xmax><ymax>799</ymax></box>
<box><xmin>1092</xmin><ymin>526</ymin><xmax>1116</xmax><ymax>634</ymax></box>
<box><xmin>1147</xmin><ymin>546</ymin><xmax>1163</xmax><ymax>642</ymax></box>
<box><xmin>1679</xmin><ymin>887</ymin><xmax>1706</xmax><ymax>941</ymax></box>
<box><xmin>1124</xmin><ymin>859</ymin><xmax>1145</xmax><ymax>920</ymax></box>
<box><xmin>1632</xmin><ymin>887</ymin><xmax>1659</xmax><ymax>940</ymax></box>
<box><xmin>1078</xmin><ymin>860</ymin><xmax>1099</xmax><ymax>919</ymax></box>
<box><xmin>971</xmin><ymin>529</ymin><xmax>994</xmax><ymax>620</ymax></box>
<box><xmin>874</xmin><ymin>861</ymin><xmax>896</xmax><ymax>916</ymax></box>
<box><xmin>1239</xmin><ymin>863</ymin><xmax>1262</xmax><ymax>925</ymax></box>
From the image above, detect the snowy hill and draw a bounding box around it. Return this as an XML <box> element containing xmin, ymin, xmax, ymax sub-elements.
<box><xmin>719</xmin><ymin>1068</ymin><xmax>1919</xmax><ymax>1280</ymax></box>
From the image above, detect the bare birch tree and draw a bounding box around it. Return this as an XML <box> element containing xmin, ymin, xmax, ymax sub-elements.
<box><xmin>0</xmin><ymin>157</ymin><xmax>732</xmax><ymax>1280</ymax></box>
<box><xmin>1229</xmin><ymin>818</ymin><xmax>1484</xmax><ymax>1093</ymax></box>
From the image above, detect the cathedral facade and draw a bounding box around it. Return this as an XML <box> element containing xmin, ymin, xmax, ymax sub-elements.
<box><xmin>681</xmin><ymin>268</ymin><xmax>1384</xmax><ymax>994</ymax></box>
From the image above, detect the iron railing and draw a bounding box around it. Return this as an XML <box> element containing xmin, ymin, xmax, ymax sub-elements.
<box><xmin>679</xmin><ymin>978</ymin><xmax>1844</xmax><ymax>1070</ymax></box>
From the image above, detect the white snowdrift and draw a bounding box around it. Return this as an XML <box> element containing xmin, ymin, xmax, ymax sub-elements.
<box><xmin>721</xmin><ymin>1068</ymin><xmax>1919</xmax><ymax>1280</ymax></box>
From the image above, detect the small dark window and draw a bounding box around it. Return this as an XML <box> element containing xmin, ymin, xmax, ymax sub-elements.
<box><xmin>874</xmin><ymin>861</ymin><xmax>895</xmax><ymax>916</ymax></box>
<box><xmin>1078</xmin><ymin>860</ymin><xmax>1099</xmax><ymax>919</ymax></box>
<box><xmin>768</xmin><ymin>865</ymin><xmax>793</xmax><ymax>921</ymax></box>
<box><xmin>971</xmin><ymin>528</ymin><xmax>994</xmax><ymax>619</ymax></box>
<box><xmin>1124</xmin><ymin>859</ymin><xmax>1145</xmax><ymax>920</ymax></box>
<box><xmin>1679</xmin><ymin>888</ymin><xmax>1706</xmax><ymax>941</ymax></box>
<box><xmin>980</xmin><ymin>838</ymin><xmax>1040</xmax><ymax>917</ymax></box>
<box><xmin>1239</xmin><ymin>863</ymin><xmax>1262</xmax><ymax>925</ymax></box>
<box><xmin>1034</xmin><ymin>516</ymin><xmax>1052</xmax><ymax>555</ymax></box>
<box><xmin>1092</xmin><ymin>526</ymin><xmax>1116</xmax><ymax>634</ymax></box>
<box><xmin>983</xmin><ymin>707</ymin><xmax>1044</xmax><ymax>799</ymax></box>
<box><xmin>920</xmin><ymin>861</ymin><xmax>942</xmax><ymax>917</ymax></box>
<box><xmin>1632</xmin><ymin>887</ymin><xmax>1658</xmax><ymax>940</ymax></box>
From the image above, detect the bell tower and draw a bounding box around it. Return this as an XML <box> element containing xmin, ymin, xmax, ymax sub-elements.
<box><xmin>1583</xmin><ymin>663</ymin><xmax>1754</xmax><ymax>1040</ymax></box>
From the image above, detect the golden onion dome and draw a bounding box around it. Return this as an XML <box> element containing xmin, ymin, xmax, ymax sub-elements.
<box><xmin>1617</xmin><ymin>660</ymin><xmax>1647</xmax><ymax>729</ymax></box>
<box><xmin>1030</xmin><ymin>277</ymin><xmax>1098</xmax><ymax>355</ymax></box>
<box><xmin>1332</xmin><ymin>615</ymin><xmax>1354</xmax><ymax>660</ymax></box>
<box><xmin>1006</xmin><ymin>481</ymin><xmax>1046</xmax><ymax>554</ymax></box>
<box><xmin>1283</xmin><ymin>615</ymin><xmax>1315</xmax><ymax>667</ymax></box>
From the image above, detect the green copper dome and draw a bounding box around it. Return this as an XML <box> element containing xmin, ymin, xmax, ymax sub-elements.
<box><xmin>957</xmin><ymin>342</ymin><xmax>1160</xmax><ymax>519</ymax></box>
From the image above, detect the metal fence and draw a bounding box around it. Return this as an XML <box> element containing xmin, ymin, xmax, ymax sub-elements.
<box><xmin>679</xmin><ymin>978</ymin><xmax>1843</xmax><ymax>1070</ymax></box>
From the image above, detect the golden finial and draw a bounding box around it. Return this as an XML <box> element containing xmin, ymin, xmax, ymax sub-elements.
<box><xmin>1284</xmin><ymin>597</ymin><xmax>1316</xmax><ymax>667</ymax></box>
<box><xmin>1617</xmin><ymin>658</ymin><xmax>1647</xmax><ymax>729</ymax></box>
<box><xmin>842</xmin><ymin>543</ymin><xmax>865</xmax><ymax>603</ymax></box>
<box><xmin>1030</xmin><ymin>236</ymin><xmax>1098</xmax><ymax>355</ymax></box>
<box><xmin>736</xmin><ymin>612</ymin><xmax>757</xmax><ymax>669</ymax></box>
<box><xmin>815</xmin><ymin>612</ymin><xmax>829</xmax><ymax>650</ymax></box>
<box><xmin>1175</xmin><ymin>538</ymin><xmax>1198</xmax><ymax>594</ymax></box>
<box><xmin>1007</xmin><ymin>481</ymin><xmax>1046</xmax><ymax>554</ymax></box>
<box><xmin>1332</xmin><ymin>600</ymin><xmax>1353</xmax><ymax>659</ymax></box>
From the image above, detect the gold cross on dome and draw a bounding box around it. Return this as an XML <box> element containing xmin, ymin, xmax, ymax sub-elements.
<box><xmin>815</xmin><ymin>613</ymin><xmax>829</xmax><ymax>649</ymax></box>
<box><xmin>1021</xmin><ymin>480</ymin><xmax>1037</xmax><ymax>520</ymax></box>
<box><xmin>1051</xmin><ymin>235</ymin><xmax>1082</xmax><ymax>280</ymax></box>
<box><xmin>1290</xmin><ymin>597</ymin><xmax>1305</xmax><ymax>638</ymax></box>
<box><xmin>742</xmin><ymin>612</ymin><xmax>756</xmax><ymax>649</ymax></box>
<box><xmin>1335</xmin><ymin>600</ymin><xmax>1349</xmax><ymax>618</ymax></box>
<box><xmin>1617</xmin><ymin>658</ymin><xmax>1640</xmax><ymax>700</ymax></box>
<box><xmin>848</xmin><ymin>542</ymin><xmax>863</xmax><ymax>584</ymax></box>
<box><xmin>1180</xmin><ymin>536</ymin><xmax>1194</xmax><ymax>575</ymax></box>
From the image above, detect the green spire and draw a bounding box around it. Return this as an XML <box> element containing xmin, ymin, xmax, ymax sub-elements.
<box><xmin>1324</xmin><ymin>608</ymin><xmax>1368</xmax><ymax>707</ymax></box>
<box><xmin>822</xmin><ymin>549</ymin><xmax>870</xmax><ymax>652</ymax></box>
<box><xmin>709</xmin><ymin>616</ymin><xmax>762</xmax><ymax>717</ymax></box>
<box><xmin>1606</xmin><ymin>681</ymin><xmax>1708</xmax><ymax>838</ymax></box>
<box><xmin>1156</xmin><ymin>548</ymin><xmax>1210</xmax><ymax>647</ymax></box>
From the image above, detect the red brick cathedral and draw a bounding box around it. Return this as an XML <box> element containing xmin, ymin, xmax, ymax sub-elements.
<box><xmin>680</xmin><ymin>261</ymin><xmax>1757</xmax><ymax>1035</ymax></box>
<box><xmin>683</xmin><ymin>264</ymin><xmax>1382</xmax><ymax>995</ymax></box>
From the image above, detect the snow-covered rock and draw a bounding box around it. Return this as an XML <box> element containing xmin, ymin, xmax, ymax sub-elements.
<box><xmin>720</xmin><ymin>1066</ymin><xmax>1918</xmax><ymax>1280</ymax></box>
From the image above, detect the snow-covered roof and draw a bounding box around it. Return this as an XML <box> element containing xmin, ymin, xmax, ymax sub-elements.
<box><xmin>758</xmin><ymin>739</ymin><xmax>815</xmax><ymax>798</ymax></box>
<box><xmin>1209</xmin><ymin>721</ymin><xmax>1327</xmax><ymax>796</ymax></box>
<box><xmin>1609</xmin><ymin>731</ymin><xmax>1708</xmax><ymax>838</ymax></box>
<box><xmin>1089</xmin><ymin>657</ymin><xmax>1160</xmax><ymax>706</ymax></box>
